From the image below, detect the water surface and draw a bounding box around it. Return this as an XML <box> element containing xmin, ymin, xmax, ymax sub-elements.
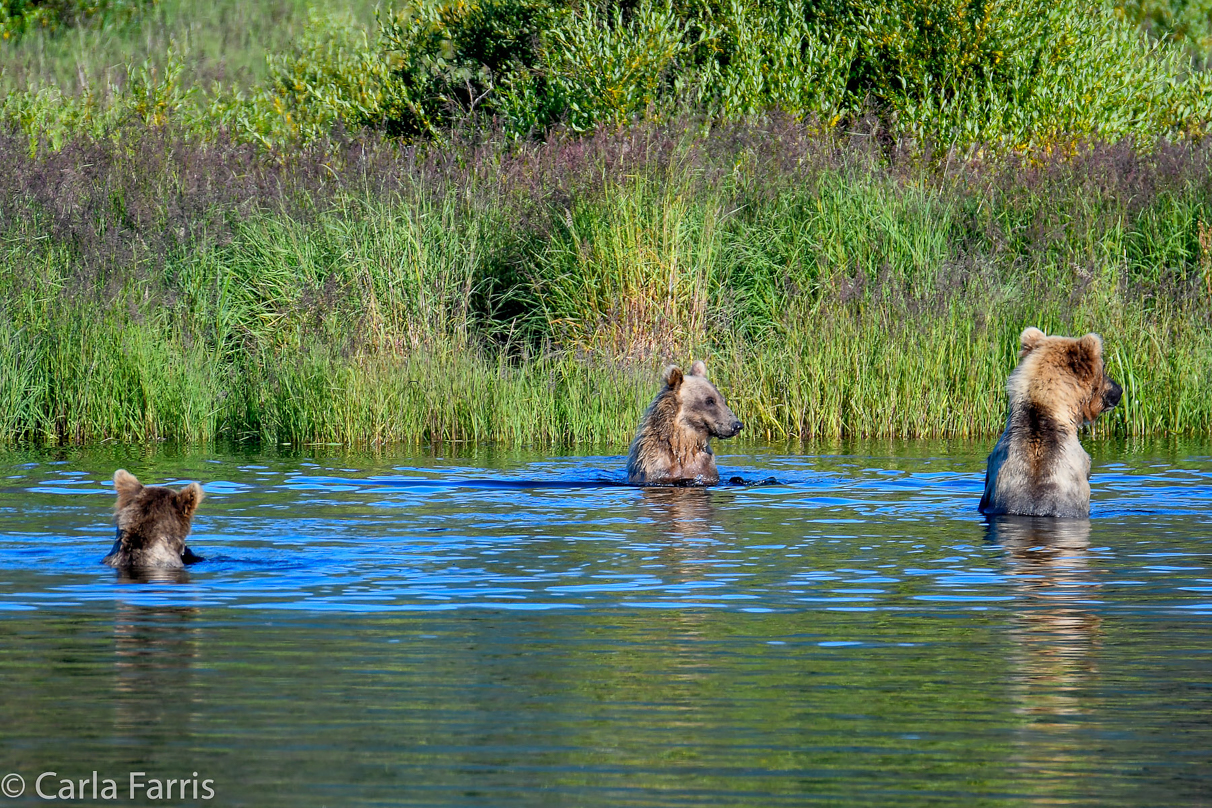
<box><xmin>0</xmin><ymin>441</ymin><xmax>1209</xmax><ymax>806</ymax></box>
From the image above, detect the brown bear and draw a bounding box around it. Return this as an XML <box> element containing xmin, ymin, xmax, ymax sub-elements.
<box><xmin>979</xmin><ymin>328</ymin><xmax>1122</xmax><ymax>518</ymax></box>
<box><xmin>103</xmin><ymin>470</ymin><xmax>206</xmax><ymax>570</ymax></box>
<box><xmin>627</xmin><ymin>361</ymin><xmax>743</xmax><ymax>485</ymax></box>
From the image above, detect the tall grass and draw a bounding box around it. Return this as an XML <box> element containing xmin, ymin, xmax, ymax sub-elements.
<box><xmin>536</xmin><ymin>171</ymin><xmax>724</xmax><ymax>361</ymax></box>
<box><xmin>0</xmin><ymin>0</ymin><xmax>380</xmax><ymax>94</ymax></box>
<box><xmin>0</xmin><ymin>118</ymin><xmax>1209</xmax><ymax>446</ymax></box>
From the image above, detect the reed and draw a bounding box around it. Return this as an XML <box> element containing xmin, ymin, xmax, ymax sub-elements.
<box><xmin>0</xmin><ymin>119</ymin><xmax>1209</xmax><ymax>446</ymax></box>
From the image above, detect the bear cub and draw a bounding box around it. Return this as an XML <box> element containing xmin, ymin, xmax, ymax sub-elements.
<box><xmin>103</xmin><ymin>469</ymin><xmax>206</xmax><ymax>570</ymax></box>
<box><xmin>979</xmin><ymin>327</ymin><xmax>1122</xmax><ymax>518</ymax></box>
<box><xmin>627</xmin><ymin>361</ymin><xmax>743</xmax><ymax>485</ymax></box>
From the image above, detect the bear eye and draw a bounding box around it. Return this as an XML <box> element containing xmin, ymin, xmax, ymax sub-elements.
<box><xmin>705</xmin><ymin>397</ymin><xmax>716</xmax><ymax>407</ymax></box>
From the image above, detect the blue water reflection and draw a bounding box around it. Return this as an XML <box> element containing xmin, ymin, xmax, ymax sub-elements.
<box><xmin>4</xmin><ymin>444</ymin><xmax>1209</xmax><ymax>613</ymax></box>
<box><xmin>0</xmin><ymin>441</ymin><xmax>1208</xmax><ymax>806</ymax></box>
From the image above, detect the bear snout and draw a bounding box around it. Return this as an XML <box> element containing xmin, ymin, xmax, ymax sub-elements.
<box><xmin>709</xmin><ymin>419</ymin><xmax>743</xmax><ymax>439</ymax></box>
<box><xmin>1104</xmin><ymin>379</ymin><xmax>1123</xmax><ymax>409</ymax></box>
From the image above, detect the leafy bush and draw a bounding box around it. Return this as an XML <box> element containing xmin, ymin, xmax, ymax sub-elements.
<box><xmin>1</xmin><ymin>52</ymin><xmax>192</xmax><ymax>152</ymax></box>
<box><xmin>212</xmin><ymin>11</ymin><xmax>402</xmax><ymax>147</ymax></box>
<box><xmin>851</xmin><ymin>0</ymin><xmax>1212</xmax><ymax>145</ymax></box>
<box><xmin>686</xmin><ymin>1</ymin><xmax>854</xmax><ymax>121</ymax></box>
<box><xmin>251</xmin><ymin>0</ymin><xmax>1212</xmax><ymax>147</ymax></box>
<box><xmin>3</xmin><ymin>0</ymin><xmax>1211</xmax><ymax>151</ymax></box>
<box><xmin>378</xmin><ymin>0</ymin><xmax>558</xmax><ymax>135</ymax></box>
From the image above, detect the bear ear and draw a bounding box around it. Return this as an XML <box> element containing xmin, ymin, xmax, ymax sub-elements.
<box><xmin>1019</xmin><ymin>327</ymin><xmax>1046</xmax><ymax>357</ymax></box>
<box><xmin>1070</xmin><ymin>333</ymin><xmax>1104</xmax><ymax>380</ymax></box>
<box><xmin>113</xmin><ymin>469</ymin><xmax>142</xmax><ymax>509</ymax></box>
<box><xmin>688</xmin><ymin>360</ymin><xmax>707</xmax><ymax>378</ymax></box>
<box><xmin>175</xmin><ymin>482</ymin><xmax>205</xmax><ymax>518</ymax></box>
<box><xmin>662</xmin><ymin>364</ymin><xmax>683</xmax><ymax>389</ymax></box>
<box><xmin>1077</xmin><ymin>333</ymin><xmax>1103</xmax><ymax>357</ymax></box>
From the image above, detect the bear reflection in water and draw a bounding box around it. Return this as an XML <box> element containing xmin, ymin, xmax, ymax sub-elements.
<box><xmin>639</xmin><ymin>485</ymin><xmax>719</xmax><ymax>542</ymax></box>
<box><xmin>637</xmin><ymin>486</ymin><xmax>730</xmax><ymax>602</ymax></box>
<box><xmin>112</xmin><ymin>602</ymin><xmax>203</xmax><ymax>752</ymax></box>
<box><xmin>114</xmin><ymin>565</ymin><xmax>194</xmax><ymax>584</ymax></box>
<box><xmin>987</xmin><ymin>514</ymin><xmax>1102</xmax><ymax>750</ymax></box>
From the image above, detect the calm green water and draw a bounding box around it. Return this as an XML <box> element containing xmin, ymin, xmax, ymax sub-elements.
<box><xmin>0</xmin><ymin>441</ymin><xmax>1209</xmax><ymax>807</ymax></box>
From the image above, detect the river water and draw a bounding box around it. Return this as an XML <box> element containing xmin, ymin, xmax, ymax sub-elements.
<box><xmin>0</xmin><ymin>441</ymin><xmax>1208</xmax><ymax>806</ymax></box>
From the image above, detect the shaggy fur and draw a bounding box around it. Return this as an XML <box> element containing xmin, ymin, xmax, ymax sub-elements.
<box><xmin>627</xmin><ymin>361</ymin><xmax>743</xmax><ymax>485</ymax></box>
<box><xmin>103</xmin><ymin>470</ymin><xmax>206</xmax><ymax>570</ymax></box>
<box><xmin>979</xmin><ymin>328</ymin><xmax>1122</xmax><ymax>518</ymax></box>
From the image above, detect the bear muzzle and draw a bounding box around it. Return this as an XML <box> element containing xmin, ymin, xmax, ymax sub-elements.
<box><xmin>721</xmin><ymin>419</ymin><xmax>743</xmax><ymax>438</ymax></box>
<box><xmin>1104</xmin><ymin>379</ymin><xmax>1123</xmax><ymax>410</ymax></box>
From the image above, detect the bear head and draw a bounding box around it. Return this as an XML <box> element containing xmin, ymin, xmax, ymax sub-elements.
<box><xmin>1010</xmin><ymin>327</ymin><xmax>1122</xmax><ymax>427</ymax></box>
<box><xmin>109</xmin><ymin>469</ymin><xmax>205</xmax><ymax>569</ymax></box>
<box><xmin>662</xmin><ymin>360</ymin><xmax>743</xmax><ymax>440</ymax></box>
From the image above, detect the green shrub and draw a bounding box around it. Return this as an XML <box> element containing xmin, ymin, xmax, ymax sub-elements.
<box><xmin>1</xmin><ymin>51</ymin><xmax>193</xmax><ymax>152</ymax></box>
<box><xmin>209</xmin><ymin>10</ymin><xmax>401</xmax><ymax>147</ymax></box>
<box><xmin>308</xmin><ymin>0</ymin><xmax>1212</xmax><ymax>146</ymax></box>
<box><xmin>685</xmin><ymin>1</ymin><xmax>853</xmax><ymax>121</ymax></box>
<box><xmin>871</xmin><ymin>0</ymin><xmax>1212</xmax><ymax>145</ymax></box>
<box><xmin>373</xmin><ymin>0</ymin><xmax>560</xmax><ymax>136</ymax></box>
<box><xmin>5</xmin><ymin>0</ymin><xmax>1211</xmax><ymax>149</ymax></box>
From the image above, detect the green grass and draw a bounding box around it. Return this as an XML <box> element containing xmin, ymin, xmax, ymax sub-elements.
<box><xmin>0</xmin><ymin>0</ymin><xmax>380</xmax><ymax>94</ymax></box>
<box><xmin>2</xmin><ymin>0</ymin><xmax>1210</xmax><ymax>448</ymax></box>
<box><xmin>0</xmin><ymin>119</ymin><xmax>1208</xmax><ymax>448</ymax></box>
<box><xmin>3</xmin><ymin>289</ymin><xmax>1205</xmax><ymax>447</ymax></box>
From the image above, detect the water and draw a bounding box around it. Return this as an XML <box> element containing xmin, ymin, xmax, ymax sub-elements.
<box><xmin>0</xmin><ymin>441</ymin><xmax>1209</xmax><ymax>807</ymax></box>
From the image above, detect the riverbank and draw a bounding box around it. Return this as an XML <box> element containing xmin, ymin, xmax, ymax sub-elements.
<box><xmin>1</xmin><ymin>119</ymin><xmax>1209</xmax><ymax>446</ymax></box>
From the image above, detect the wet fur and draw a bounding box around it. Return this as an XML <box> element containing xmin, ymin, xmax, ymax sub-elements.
<box><xmin>979</xmin><ymin>328</ymin><xmax>1122</xmax><ymax>518</ymax></box>
<box><xmin>627</xmin><ymin>361</ymin><xmax>743</xmax><ymax>485</ymax></box>
<box><xmin>103</xmin><ymin>470</ymin><xmax>205</xmax><ymax>570</ymax></box>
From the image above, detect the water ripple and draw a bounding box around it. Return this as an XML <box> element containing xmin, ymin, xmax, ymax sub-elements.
<box><xmin>0</xmin><ymin>444</ymin><xmax>1205</xmax><ymax>619</ymax></box>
